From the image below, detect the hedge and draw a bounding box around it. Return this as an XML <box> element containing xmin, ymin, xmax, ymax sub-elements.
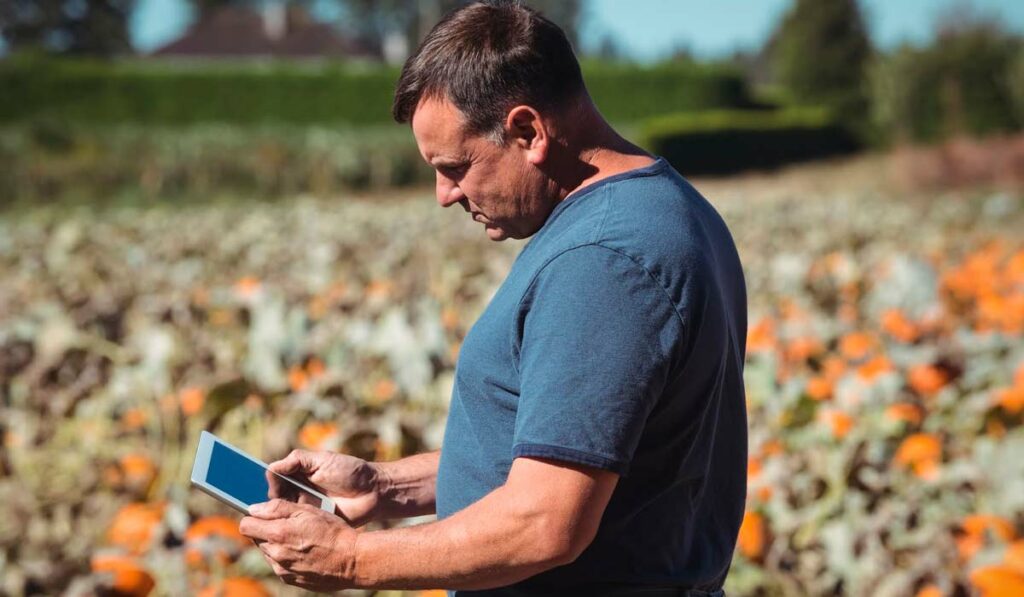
<box><xmin>0</xmin><ymin>124</ymin><xmax>433</xmax><ymax>204</ymax></box>
<box><xmin>638</xmin><ymin>109</ymin><xmax>862</xmax><ymax>176</ymax></box>
<box><xmin>0</xmin><ymin>58</ymin><xmax>759</xmax><ymax>126</ymax></box>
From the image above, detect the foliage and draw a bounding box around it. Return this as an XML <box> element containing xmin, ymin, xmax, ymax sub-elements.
<box><xmin>870</xmin><ymin>22</ymin><xmax>1023</xmax><ymax>144</ymax></box>
<box><xmin>582</xmin><ymin>61</ymin><xmax>760</xmax><ymax>122</ymax></box>
<box><xmin>767</xmin><ymin>0</ymin><xmax>872</xmax><ymax>124</ymax></box>
<box><xmin>0</xmin><ymin>58</ymin><xmax>757</xmax><ymax>126</ymax></box>
<box><xmin>0</xmin><ymin>124</ymin><xmax>433</xmax><ymax>203</ymax></box>
<box><xmin>2</xmin><ymin>154</ymin><xmax>1023</xmax><ymax>594</ymax></box>
<box><xmin>0</xmin><ymin>0</ymin><xmax>135</xmax><ymax>56</ymax></box>
<box><xmin>637</xmin><ymin>109</ymin><xmax>860</xmax><ymax>175</ymax></box>
<box><xmin>1007</xmin><ymin>46</ymin><xmax>1024</xmax><ymax>125</ymax></box>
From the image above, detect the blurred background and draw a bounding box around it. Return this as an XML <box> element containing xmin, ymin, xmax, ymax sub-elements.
<box><xmin>1</xmin><ymin>0</ymin><xmax>1024</xmax><ymax>595</ymax></box>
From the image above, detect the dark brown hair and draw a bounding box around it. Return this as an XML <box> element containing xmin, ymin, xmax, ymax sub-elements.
<box><xmin>392</xmin><ymin>0</ymin><xmax>586</xmax><ymax>140</ymax></box>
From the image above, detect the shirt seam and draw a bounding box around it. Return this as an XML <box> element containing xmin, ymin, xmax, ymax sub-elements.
<box><xmin>512</xmin><ymin>442</ymin><xmax>630</xmax><ymax>475</ymax></box>
<box><xmin>542</xmin><ymin>157</ymin><xmax>668</xmax><ymax>232</ymax></box>
<box><xmin>510</xmin><ymin>243</ymin><xmax>688</xmax><ymax>376</ymax></box>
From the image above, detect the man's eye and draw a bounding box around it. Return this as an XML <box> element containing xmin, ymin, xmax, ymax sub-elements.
<box><xmin>440</xmin><ymin>165</ymin><xmax>467</xmax><ymax>177</ymax></box>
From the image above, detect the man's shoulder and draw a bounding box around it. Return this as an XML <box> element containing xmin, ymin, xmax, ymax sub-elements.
<box><xmin>593</xmin><ymin>171</ymin><xmax>730</xmax><ymax>278</ymax></box>
<box><xmin>519</xmin><ymin>162</ymin><xmax>741</xmax><ymax>306</ymax></box>
<box><xmin>537</xmin><ymin>164</ymin><xmax>705</xmax><ymax>253</ymax></box>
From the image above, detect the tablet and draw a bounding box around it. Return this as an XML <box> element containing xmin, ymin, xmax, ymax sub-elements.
<box><xmin>190</xmin><ymin>430</ymin><xmax>334</xmax><ymax>515</ymax></box>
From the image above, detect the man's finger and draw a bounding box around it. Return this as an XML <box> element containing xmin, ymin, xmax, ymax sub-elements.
<box><xmin>257</xmin><ymin>547</ymin><xmax>292</xmax><ymax>579</ymax></box>
<box><xmin>239</xmin><ymin>516</ymin><xmax>283</xmax><ymax>542</ymax></box>
<box><xmin>259</xmin><ymin>541</ymin><xmax>295</xmax><ymax>566</ymax></box>
<box><xmin>249</xmin><ymin>498</ymin><xmax>299</xmax><ymax>519</ymax></box>
<box><xmin>268</xmin><ymin>449</ymin><xmax>313</xmax><ymax>475</ymax></box>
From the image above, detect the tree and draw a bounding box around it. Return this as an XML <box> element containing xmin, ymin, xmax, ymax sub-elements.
<box><xmin>870</xmin><ymin>16</ymin><xmax>1022</xmax><ymax>143</ymax></box>
<box><xmin>768</xmin><ymin>0</ymin><xmax>872</xmax><ymax>120</ymax></box>
<box><xmin>0</xmin><ymin>0</ymin><xmax>135</xmax><ymax>55</ymax></box>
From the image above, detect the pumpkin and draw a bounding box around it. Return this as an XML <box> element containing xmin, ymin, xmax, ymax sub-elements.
<box><xmin>91</xmin><ymin>553</ymin><xmax>155</xmax><ymax>596</ymax></box>
<box><xmin>198</xmin><ymin>576</ymin><xmax>271</xmax><ymax>597</ymax></box>
<box><xmin>106</xmin><ymin>502</ymin><xmax>165</xmax><ymax>554</ymax></box>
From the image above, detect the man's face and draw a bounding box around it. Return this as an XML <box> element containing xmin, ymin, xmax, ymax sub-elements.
<box><xmin>411</xmin><ymin>97</ymin><xmax>552</xmax><ymax>241</ymax></box>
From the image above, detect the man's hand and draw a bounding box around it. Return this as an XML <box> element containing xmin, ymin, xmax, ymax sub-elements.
<box><xmin>240</xmin><ymin>499</ymin><xmax>358</xmax><ymax>592</ymax></box>
<box><xmin>267</xmin><ymin>449</ymin><xmax>383</xmax><ymax>527</ymax></box>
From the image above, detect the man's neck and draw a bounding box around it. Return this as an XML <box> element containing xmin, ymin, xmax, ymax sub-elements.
<box><xmin>554</xmin><ymin>105</ymin><xmax>657</xmax><ymax>202</ymax></box>
<box><xmin>570</xmin><ymin>145</ymin><xmax>657</xmax><ymax>198</ymax></box>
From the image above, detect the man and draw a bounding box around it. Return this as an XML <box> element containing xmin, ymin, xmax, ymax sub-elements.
<box><xmin>239</xmin><ymin>2</ymin><xmax>748</xmax><ymax>595</ymax></box>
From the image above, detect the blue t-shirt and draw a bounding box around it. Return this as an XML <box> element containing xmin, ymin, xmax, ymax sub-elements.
<box><xmin>436</xmin><ymin>157</ymin><xmax>748</xmax><ymax>595</ymax></box>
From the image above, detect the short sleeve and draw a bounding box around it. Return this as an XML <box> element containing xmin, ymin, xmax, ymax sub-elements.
<box><xmin>512</xmin><ymin>245</ymin><xmax>683</xmax><ymax>476</ymax></box>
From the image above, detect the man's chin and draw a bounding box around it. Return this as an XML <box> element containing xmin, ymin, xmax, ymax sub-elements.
<box><xmin>484</xmin><ymin>224</ymin><xmax>510</xmax><ymax>241</ymax></box>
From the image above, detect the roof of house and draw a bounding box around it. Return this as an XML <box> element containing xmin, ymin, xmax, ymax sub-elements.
<box><xmin>151</xmin><ymin>5</ymin><xmax>377</xmax><ymax>60</ymax></box>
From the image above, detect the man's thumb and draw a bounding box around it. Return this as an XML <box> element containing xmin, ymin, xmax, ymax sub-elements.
<box><xmin>268</xmin><ymin>449</ymin><xmax>314</xmax><ymax>475</ymax></box>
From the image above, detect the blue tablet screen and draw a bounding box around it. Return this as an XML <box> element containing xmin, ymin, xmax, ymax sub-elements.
<box><xmin>207</xmin><ymin>441</ymin><xmax>321</xmax><ymax>507</ymax></box>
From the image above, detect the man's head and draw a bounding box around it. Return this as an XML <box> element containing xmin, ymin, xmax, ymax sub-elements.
<box><xmin>393</xmin><ymin>1</ymin><xmax>588</xmax><ymax>241</ymax></box>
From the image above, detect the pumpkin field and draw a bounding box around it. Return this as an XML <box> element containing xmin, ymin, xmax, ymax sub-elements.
<box><xmin>1</xmin><ymin>150</ymin><xmax>1023</xmax><ymax>596</ymax></box>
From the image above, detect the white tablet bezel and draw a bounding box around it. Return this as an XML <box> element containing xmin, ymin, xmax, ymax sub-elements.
<box><xmin>190</xmin><ymin>430</ymin><xmax>334</xmax><ymax>515</ymax></box>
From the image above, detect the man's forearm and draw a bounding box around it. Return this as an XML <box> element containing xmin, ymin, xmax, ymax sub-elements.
<box><xmin>372</xmin><ymin>450</ymin><xmax>440</xmax><ymax>519</ymax></box>
<box><xmin>350</xmin><ymin>481</ymin><xmax>571</xmax><ymax>591</ymax></box>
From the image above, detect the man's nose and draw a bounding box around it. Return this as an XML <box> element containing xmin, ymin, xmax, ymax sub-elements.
<box><xmin>436</xmin><ymin>173</ymin><xmax>465</xmax><ymax>208</ymax></box>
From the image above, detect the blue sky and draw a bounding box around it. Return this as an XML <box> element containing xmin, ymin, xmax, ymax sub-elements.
<box><xmin>131</xmin><ymin>0</ymin><xmax>1024</xmax><ymax>59</ymax></box>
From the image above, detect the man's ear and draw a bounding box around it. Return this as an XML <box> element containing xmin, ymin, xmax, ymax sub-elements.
<box><xmin>505</xmin><ymin>105</ymin><xmax>548</xmax><ymax>165</ymax></box>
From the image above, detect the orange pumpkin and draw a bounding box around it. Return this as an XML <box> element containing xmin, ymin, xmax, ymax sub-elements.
<box><xmin>995</xmin><ymin>385</ymin><xmax>1024</xmax><ymax>414</ymax></box>
<box><xmin>961</xmin><ymin>515</ymin><xmax>1016</xmax><ymax>540</ymax></box>
<box><xmin>838</xmin><ymin>331</ymin><xmax>875</xmax><ymax>361</ymax></box>
<box><xmin>737</xmin><ymin>510</ymin><xmax>766</xmax><ymax>560</ymax></box>
<box><xmin>957</xmin><ymin>514</ymin><xmax>1017</xmax><ymax>561</ymax></box>
<box><xmin>856</xmin><ymin>356</ymin><xmax>893</xmax><ymax>381</ymax></box>
<box><xmin>806</xmin><ymin>376</ymin><xmax>833</xmax><ymax>401</ymax></box>
<box><xmin>881</xmin><ymin>308</ymin><xmax>920</xmax><ymax>343</ymax></box>
<box><xmin>908</xmin><ymin>364</ymin><xmax>949</xmax><ymax>396</ymax></box>
<box><xmin>299</xmin><ymin>421</ymin><xmax>340</xmax><ymax>451</ymax></box>
<box><xmin>106</xmin><ymin>502</ymin><xmax>165</xmax><ymax>554</ymax></box>
<box><xmin>119</xmin><ymin>454</ymin><xmax>158</xmax><ymax>493</ymax></box>
<box><xmin>747</xmin><ymin>456</ymin><xmax>762</xmax><ymax>479</ymax></box>
<box><xmin>969</xmin><ymin>565</ymin><xmax>1024</xmax><ymax>597</ymax></box>
<box><xmin>91</xmin><ymin>553</ymin><xmax>155</xmax><ymax>596</ymax></box>
<box><xmin>894</xmin><ymin>433</ymin><xmax>942</xmax><ymax>480</ymax></box>
<box><xmin>785</xmin><ymin>336</ymin><xmax>823</xmax><ymax>364</ymax></box>
<box><xmin>821</xmin><ymin>356</ymin><xmax>847</xmax><ymax>381</ymax></box>
<box><xmin>819</xmin><ymin>409</ymin><xmax>854</xmax><ymax>439</ymax></box>
<box><xmin>746</xmin><ymin>318</ymin><xmax>776</xmax><ymax>354</ymax></box>
<box><xmin>198</xmin><ymin>577</ymin><xmax>272</xmax><ymax>597</ymax></box>
<box><xmin>120</xmin><ymin>408</ymin><xmax>149</xmax><ymax>431</ymax></box>
<box><xmin>180</xmin><ymin>387</ymin><xmax>206</xmax><ymax>417</ymax></box>
<box><xmin>288</xmin><ymin>365</ymin><xmax>310</xmax><ymax>392</ymax></box>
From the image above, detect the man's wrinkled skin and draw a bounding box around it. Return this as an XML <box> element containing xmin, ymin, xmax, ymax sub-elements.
<box><xmin>242</xmin><ymin>449</ymin><xmax>388</xmax><ymax>591</ymax></box>
<box><xmin>241</xmin><ymin>498</ymin><xmax>358</xmax><ymax>593</ymax></box>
